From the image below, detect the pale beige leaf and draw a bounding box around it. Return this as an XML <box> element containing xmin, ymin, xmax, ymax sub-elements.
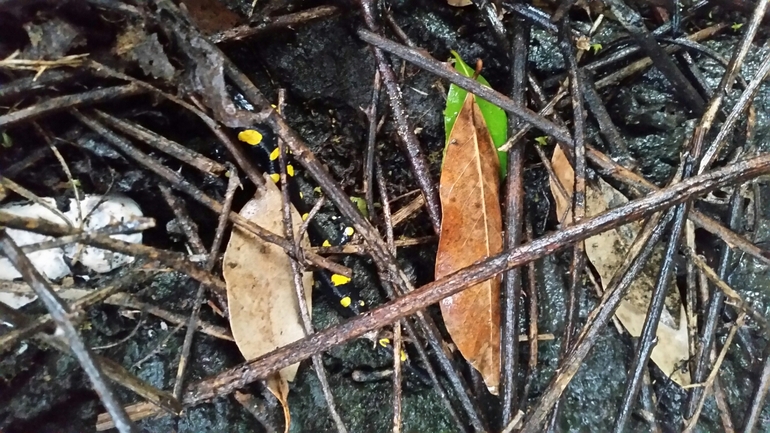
<box><xmin>223</xmin><ymin>174</ymin><xmax>312</xmax><ymax>383</ymax></box>
<box><xmin>447</xmin><ymin>0</ymin><xmax>473</xmax><ymax>6</ymax></box>
<box><xmin>549</xmin><ymin>144</ymin><xmax>690</xmax><ymax>386</ymax></box>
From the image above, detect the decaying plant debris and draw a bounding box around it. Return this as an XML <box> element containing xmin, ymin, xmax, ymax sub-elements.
<box><xmin>2</xmin><ymin>0</ymin><xmax>770</xmax><ymax>432</ymax></box>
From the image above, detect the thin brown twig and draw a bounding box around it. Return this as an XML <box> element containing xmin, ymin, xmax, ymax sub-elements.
<box><xmin>363</xmin><ymin>69</ymin><xmax>381</xmax><ymax>224</ymax></box>
<box><xmin>276</xmin><ymin>89</ymin><xmax>348</xmax><ymax>433</ymax></box>
<box><xmin>375</xmin><ymin>157</ymin><xmax>402</xmax><ymax>433</ymax></box>
<box><xmin>161</xmin><ymin>184</ymin><xmax>206</xmax><ymax>254</ymax></box>
<box><xmin>209</xmin><ymin>5</ymin><xmax>340</xmax><ymax>44</ymax></box>
<box><xmin>682</xmin><ymin>313</ymin><xmax>747</xmax><ymax>433</ymax></box>
<box><xmin>548</xmin><ymin>18</ymin><xmax>586</xmax><ymax>431</ymax></box>
<box><xmin>712</xmin><ymin>378</ymin><xmax>736</xmax><ymax>433</ymax></box>
<box><xmin>132</xmin><ymin>321</ymin><xmax>185</xmax><ymax>370</ymax></box>
<box><xmin>500</xmin><ymin>10</ymin><xmax>528</xmax><ymax>424</ymax></box>
<box><xmin>0</xmin><ymin>84</ymin><xmax>142</xmax><ymax>129</ymax></box>
<box><xmin>91</xmin><ymin>109</ymin><xmax>227</xmax><ymax>175</ymax></box>
<box><xmin>522</xmin><ymin>219</ymin><xmax>539</xmax><ymax>414</ymax></box>
<box><xmin>104</xmin><ymin>292</ymin><xmax>232</xmax><ymax>341</ymax></box>
<box><xmin>312</xmin><ymin>236</ymin><xmax>435</xmax><ymax>255</ymax></box>
<box><xmin>741</xmin><ymin>340</ymin><xmax>770</xmax><ymax>432</ymax></box>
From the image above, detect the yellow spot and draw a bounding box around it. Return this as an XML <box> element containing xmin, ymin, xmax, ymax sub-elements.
<box><xmin>400</xmin><ymin>350</ymin><xmax>408</xmax><ymax>362</ymax></box>
<box><xmin>322</xmin><ymin>239</ymin><xmax>331</xmax><ymax>247</ymax></box>
<box><xmin>379</xmin><ymin>338</ymin><xmax>390</xmax><ymax>347</ymax></box>
<box><xmin>270</xmin><ymin>173</ymin><xmax>280</xmax><ymax>183</ymax></box>
<box><xmin>269</xmin><ymin>147</ymin><xmax>280</xmax><ymax>161</ymax></box>
<box><xmin>340</xmin><ymin>296</ymin><xmax>351</xmax><ymax>308</ymax></box>
<box><xmin>299</xmin><ymin>192</ymin><xmax>304</xmax><ymax>199</ymax></box>
<box><xmin>238</xmin><ymin>129</ymin><xmax>262</xmax><ymax>145</ymax></box>
<box><xmin>344</xmin><ymin>227</ymin><xmax>354</xmax><ymax>236</ymax></box>
<box><xmin>287</xmin><ymin>165</ymin><xmax>295</xmax><ymax>176</ymax></box>
<box><xmin>331</xmin><ymin>274</ymin><xmax>351</xmax><ymax>286</ymax></box>
<box><xmin>359</xmin><ymin>300</ymin><xmax>365</xmax><ymax>306</ymax></box>
<box><xmin>302</xmin><ymin>213</ymin><xmax>309</xmax><ymax>221</ymax></box>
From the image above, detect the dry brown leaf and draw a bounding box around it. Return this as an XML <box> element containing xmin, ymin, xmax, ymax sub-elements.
<box><xmin>266</xmin><ymin>372</ymin><xmax>291</xmax><ymax>433</ymax></box>
<box><xmin>182</xmin><ymin>0</ymin><xmax>243</xmax><ymax>35</ymax></box>
<box><xmin>223</xmin><ymin>174</ymin><xmax>313</xmax><ymax>383</ymax></box>
<box><xmin>436</xmin><ymin>93</ymin><xmax>503</xmax><ymax>395</ymax></box>
<box><xmin>549</xmin><ymin>144</ymin><xmax>690</xmax><ymax>386</ymax></box>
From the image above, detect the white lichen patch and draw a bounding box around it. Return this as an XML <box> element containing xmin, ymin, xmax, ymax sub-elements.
<box><xmin>0</xmin><ymin>195</ymin><xmax>143</xmax><ymax>309</ymax></box>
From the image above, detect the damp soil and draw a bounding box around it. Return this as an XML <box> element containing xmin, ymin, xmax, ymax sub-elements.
<box><xmin>1</xmin><ymin>1</ymin><xmax>770</xmax><ymax>432</ymax></box>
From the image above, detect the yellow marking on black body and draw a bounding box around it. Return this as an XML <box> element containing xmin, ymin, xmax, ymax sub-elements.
<box><xmin>322</xmin><ymin>239</ymin><xmax>332</xmax><ymax>247</ymax></box>
<box><xmin>270</xmin><ymin>173</ymin><xmax>280</xmax><ymax>183</ymax></box>
<box><xmin>238</xmin><ymin>129</ymin><xmax>263</xmax><ymax>145</ymax></box>
<box><xmin>331</xmin><ymin>274</ymin><xmax>351</xmax><ymax>286</ymax></box>
<box><xmin>299</xmin><ymin>192</ymin><xmax>304</xmax><ymax>199</ymax></box>
<box><xmin>379</xmin><ymin>338</ymin><xmax>390</xmax><ymax>347</ymax></box>
<box><xmin>269</xmin><ymin>147</ymin><xmax>280</xmax><ymax>161</ymax></box>
<box><xmin>287</xmin><ymin>164</ymin><xmax>295</xmax><ymax>176</ymax></box>
<box><xmin>400</xmin><ymin>350</ymin><xmax>408</xmax><ymax>362</ymax></box>
<box><xmin>344</xmin><ymin>227</ymin><xmax>354</xmax><ymax>236</ymax></box>
<box><xmin>359</xmin><ymin>300</ymin><xmax>365</xmax><ymax>307</ymax></box>
<box><xmin>302</xmin><ymin>213</ymin><xmax>309</xmax><ymax>221</ymax></box>
<box><xmin>340</xmin><ymin>296</ymin><xmax>352</xmax><ymax>308</ymax></box>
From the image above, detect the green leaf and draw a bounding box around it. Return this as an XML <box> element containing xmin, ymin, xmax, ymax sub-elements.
<box><xmin>350</xmin><ymin>196</ymin><xmax>369</xmax><ymax>219</ymax></box>
<box><xmin>444</xmin><ymin>50</ymin><xmax>508</xmax><ymax>177</ymax></box>
<box><xmin>1</xmin><ymin>131</ymin><xmax>12</xmax><ymax>149</ymax></box>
